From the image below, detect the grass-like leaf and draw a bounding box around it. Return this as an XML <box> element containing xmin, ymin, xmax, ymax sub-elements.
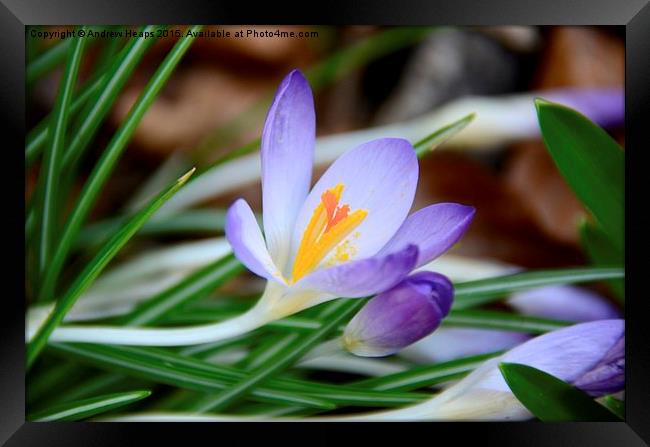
<box><xmin>119</xmin><ymin>254</ymin><xmax>244</xmax><ymax>326</ymax></box>
<box><xmin>414</xmin><ymin>113</ymin><xmax>475</xmax><ymax>158</ymax></box>
<box><xmin>499</xmin><ymin>362</ymin><xmax>619</xmax><ymax>421</ymax></box>
<box><xmin>444</xmin><ymin>309</ymin><xmax>570</xmax><ymax>333</ymax></box>
<box><xmin>49</xmin><ymin>343</ymin><xmax>428</xmax><ymax>409</ymax></box>
<box><xmin>26</xmin><ymin>74</ymin><xmax>104</xmax><ymax>167</ymax></box>
<box><xmin>27</xmin><ymin>39</ymin><xmax>71</xmax><ymax>84</ymax></box>
<box><xmin>535</xmin><ymin>99</ymin><xmax>624</xmax><ymax>252</ymax></box>
<box><xmin>453</xmin><ymin>267</ymin><xmax>624</xmax><ymax>309</ymax></box>
<box><xmin>61</xmin><ymin>26</ymin><xmax>162</xmax><ymax>176</ymax></box>
<box><xmin>187</xmin><ymin>299</ymin><xmax>365</xmax><ymax>412</ymax></box>
<box><xmin>356</xmin><ymin>351</ymin><xmax>503</xmax><ymax>392</ymax></box>
<box><xmin>27</xmin><ymin>27</ymin><xmax>160</xmax><ymax>244</ymax></box>
<box><xmin>73</xmin><ymin>209</ymin><xmax>230</xmax><ymax>250</ymax></box>
<box><xmin>37</xmin><ymin>26</ymin><xmax>202</xmax><ymax>304</ymax></box>
<box><xmin>35</xmin><ymin>28</ymin><xmax>88</xmax><ymax>276</ymax></box>
<box><xmin>29</xmin><ymin>390</ymin><xmax>152</xmax><ymax>422</ymax></box>
<box><xmin>168</xmin><ymin>305</ymin><xmax>569</xmax><ymax>336</ymax></box>
<box><xmin>26</xmin><ymin>169</ymin><xmax>196</xmax><ymax>369</ymax></box>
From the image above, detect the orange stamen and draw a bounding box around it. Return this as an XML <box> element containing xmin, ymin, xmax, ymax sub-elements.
<box><xmin>291</xmin><ymin>184</ymin><xmax>367</xmax><ymax>282</ymax></box>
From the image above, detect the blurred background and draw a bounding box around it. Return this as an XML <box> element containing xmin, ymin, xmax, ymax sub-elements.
<box><xmin>26</xmin><ymin>25</ymin><xmax>625</xmax><ymax>276</ymax></box>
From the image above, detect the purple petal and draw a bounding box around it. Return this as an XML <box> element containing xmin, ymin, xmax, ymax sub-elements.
<box><xmin>406</xmin><ymin>271</ymin><xmax>454</xmax><ymax>316</ymax></box>
<box><xmin>295</xmin><ymin>245</ymin><xmax>418</xmax><ymax>297</ymax></box>
<box><xmin>377</xmin><ymin>203</ymin><xmax>476</xmax><ymax>267</ymax></box>
<box><xmin>290</xmin><ymin>138</ymin><xmax>418</xmax><ymax>267</ymax></box>
<box><xmin>401</xmin><ymin>328</ymin><xmax>530</xmax><ymax>363</ymax></box>
<box><xmin>261</xmin><ymin>69</ymin><xmax>315</xmax><ymax>270</ymax></box>
<box><xmin>544</xmin><ymin>87</ymin><xmax>624</xmax><ymax>129</ymax></box>
<box><xmin>225</xmin><ymin>198</ymin><xmax>283</xmax><ymax>283</ymax></box>
<box><xmin>508</xmin><ymin>285</ymin><xmax>621</xmax><ymax>322</ymax></box>
<box><xmin>475</xmin><ymin>319</ymin><xmax>625</xmax><ymax>393</ymax></box>
<box><xmin>344</xmin><ymin>272</ymin><xmax>453</xmax><ymax>357</ymax></box>
<box><xmin>573</xmin><ymin>335</ymin><xmax>624</xmax><ymax>397</ymax></box>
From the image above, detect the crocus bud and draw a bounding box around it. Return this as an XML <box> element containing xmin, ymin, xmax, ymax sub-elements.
<box><xmin>343</xmin><ymin>271</ymin><xmax>453</xmax><ymax>357</ymax></box>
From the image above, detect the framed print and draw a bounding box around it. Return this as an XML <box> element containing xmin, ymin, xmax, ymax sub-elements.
<box><xmin>5</xmin><ymin>0</ymin><xmax>650</xmax><ymax>445</ymax></box>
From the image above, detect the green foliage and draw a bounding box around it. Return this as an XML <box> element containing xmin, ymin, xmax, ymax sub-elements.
<box><xmin>453</xmin><ymin>267</ymin><xmax>623</xmax><ymax>309</ymax></box>
<box><xmin>27</xmin><ymin>169</ymin><xmax>196</xmax><ymax>369</ymax></box>
<box><xmin>36</xmin><ymin>26</ymin><xmax>201</xmax><ymax>304</ymax></box>
<box><xmin>29</xmin><ymin>390</ymin><xmax>152</xmax><ymax>422</ymax></box>
<box><xmin>536</xmin><ymin>99</ymin><xmax>624</xmax><ymax>305</ymax></box>
<box><xmin>499</xmin><ymin>362</ymin><xmax>619</xmax><ymax>421</ymax></box>
<box><xmin>26</xmin><ymin>27</ymin><xmax>625</xmax><ymax>421</ymax></box>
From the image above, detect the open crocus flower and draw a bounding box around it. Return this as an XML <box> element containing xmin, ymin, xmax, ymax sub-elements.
<box><xmin>225</xmin><ymin>69</ymin><xmax>475</xmax><ymax>321</ymax></box>
<box><xmin>41</xmin><ymin>69</ymin><xmax>474</xmax><ymax>347</ymax></box>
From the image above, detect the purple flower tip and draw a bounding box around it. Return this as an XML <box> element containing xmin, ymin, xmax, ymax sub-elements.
<box><xmin>343</xmin><ymin>271</ymin><xmax>454</xmax><ymax>357</ymax></box>
<box><xmin>573</xmin><ymin>334</ymin><xmax>625</xmax><ymax>397</ymax></box>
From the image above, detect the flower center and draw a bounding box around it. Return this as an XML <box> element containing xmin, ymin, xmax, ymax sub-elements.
<box><xmin>291</xmin><ymin>183</ymin><xmax>367</xmax><ymax>282</ymax></box>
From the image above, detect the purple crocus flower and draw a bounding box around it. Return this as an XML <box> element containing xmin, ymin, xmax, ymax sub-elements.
<box><xmin>343</xmin><ymin>272</ymin><xmax>453</xmax><ymax>357</ymax></box>
<box><xmin>341</xmin><ymin>319</ymin><xmax>624</xmax><ymax>421</ymax></box>
<box><xmin>225</xmin><ymin>69</ymin><xmax>475</xmax><ymax>319</ymax></box>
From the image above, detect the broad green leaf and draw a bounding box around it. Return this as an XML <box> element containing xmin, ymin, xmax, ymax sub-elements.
<box><xmin>29</xmin><ymin>390</ymin><xmax>151</xmax><ymax>421</ymax></box>
<box><xmin>600</xmin><ymin>395</ymin><xmax>625</xmax><ymax>420</ymax></box>
<box><xmin>26</xmin><ymin>169</ymin><xmax>196</xmax><ymax>369</ymax></box>
<box><xmin>453</xmin><ymin>267</ymin><xmax>624</xmax><ymax>309</ymax></box>
<box><xmin>579</xmin><ymin>220</ymin><xmax>624</xmax><ymax>301</ymax></box>
<box><xmin>535</xmin><ymin>99</ymin><xmax>624</xmax><ymax>252</ymax></box>
<box><xmin>499</xmin><ymin>362</ymin><xmax>618</xmax><ymax>421</ymax></box>
<box><xmin>37</xmin><ymin>26</ymin><xmax>202</xmax><ymax>304</ymax></box>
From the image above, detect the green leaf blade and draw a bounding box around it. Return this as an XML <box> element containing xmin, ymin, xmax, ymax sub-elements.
<box><xmin>26</xmin><ymin>169</ymin><xmax>196</xmax><ymax>369</ymax></box>
<box><xmin>414</xmin><ymin>113</ymin><xmax>475</xmax><ymax>158</ymax></box>
<box><xmin>37</xmin><ymin>26</ymin><xmax>203</xmax><ymax>304</ymax></box>
<box><xmin>35</xmin><ymin>29</ymin><xmax>88</xmax><ymax>276</ymax></box>
<box><xmin>535</xmin><ymin>99</ymin><xmax>624</xmax><ymax>252</ymax></box>
<box><xmin>499</xmin><ymin>362</ymin><xmax>619</xmax><ymax>421</ymax></box>
<box><xmin>29</xmin><ymin>390</ymin><xmax>152</xmax><ymax>422</ymax></box>
<box><xmin>453</xmin><ymin>267</ymin><xmax>624</xmax><ymax>309</ymax></box>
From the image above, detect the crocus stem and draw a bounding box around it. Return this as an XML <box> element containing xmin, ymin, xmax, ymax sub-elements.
<box><xmin>43</xmin><ymin>305</ymin><xmax>270</xmax><ymax>346</ymax></box>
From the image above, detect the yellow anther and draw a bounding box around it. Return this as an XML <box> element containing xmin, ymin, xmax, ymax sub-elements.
<box><xmin>291</xmin><ymin>184</ymin><xmax>367</xmax><ymax>282</ymax></box>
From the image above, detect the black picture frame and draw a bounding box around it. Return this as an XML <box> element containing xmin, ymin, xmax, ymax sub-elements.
<box><xmin>6</xmin><ymin>0</ymin><xmax>650</xmax><ymax>445</ymax></box>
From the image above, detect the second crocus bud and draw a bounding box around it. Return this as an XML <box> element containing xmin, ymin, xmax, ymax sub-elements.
<box><xmin>343</xmin><ymin>271</ymin><xmax>453</xmax><ymax>357</ymax></box>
